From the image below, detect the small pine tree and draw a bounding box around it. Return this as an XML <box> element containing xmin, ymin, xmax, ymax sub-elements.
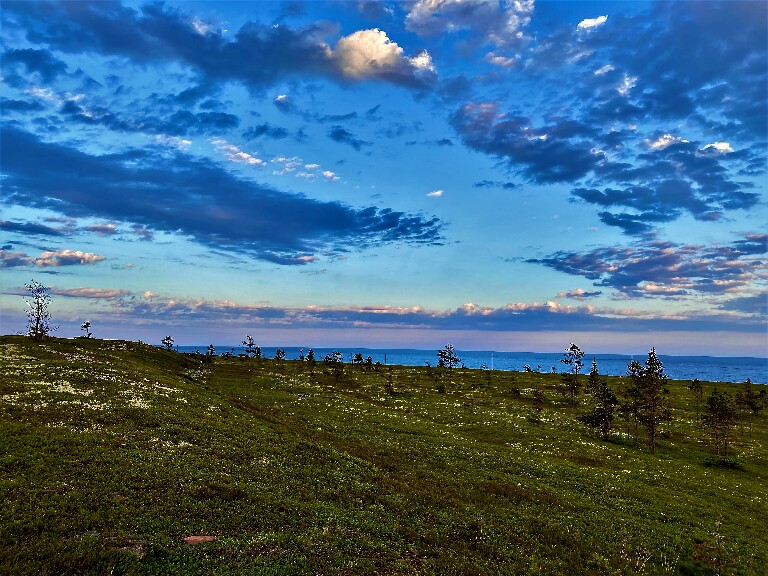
<box><xmin>306</xmin><ymin>348</ymin><xmax>316</xmax><ymax>376</ymax></box>
<box><xmin>587</xmin><ymin>358</ymin><xmax>600</xmax><ymax>395</ymax></box>
<box><xmin>620</xmin><ymin>359</ymin><xmax>643</xmax><ymax>445</ymax></box>
<box><xmin>437</xmin><ymin>344</ymin><xmax>461</xmax><ymax>369</ymax></box>
<box><xmin>242</xmin><ymin>335</ymin><xmax>259</xmax><ymax>358</ymax></box>
<box><xmin>161</xmin><ymin>335</ymin><xmax>174</xmax><ymax>350</ymax></box>
<box><xmin>560</xmin><ymin>343</ymin><xmax>585</xmax><ymax>406</ymax></box>
<box><xmin>324</xmin><ymin>351</ymin><xmax>344</xmax><ymax>381</ymax></box>
<box><xmin>689</xmin><ymin>379</ymin><xmax>703</xmax><ymax>422</ymax></box>
<box><xmin>703</xmin><ymin>388</ymin><xmax>738</xmax><ymax>457</ymax></box>
<box><xmin>579</xmin><ymin>359</ymin><xmax>618</xmax><ymax>438</ymax></box>
<box><xmin>637</xmin><ymin>348</ymin><xmax>672</xmax><ymax>452</ymax></box>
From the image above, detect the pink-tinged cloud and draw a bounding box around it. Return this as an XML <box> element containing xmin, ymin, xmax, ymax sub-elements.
<box><xmin>0</xmin><ymin>249</ymin><xmax>106</xmax><ymax>268</ymax></box>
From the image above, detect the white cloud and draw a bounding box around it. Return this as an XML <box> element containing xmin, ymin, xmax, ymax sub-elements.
<box><xmin>409</xmin><ymin>50</ymin><xmax>435</xmax><ymax>74</ymax></box>
<box><xmin>191</xmin><ymin>17</ymin><xmax>212</xmax><ymax>36</ymax></box>
<box><xmin>35</xmin><ymin>250</ymin><xmax>106</xmax><ymax>267</ymax></box>
<box><xmin>701</xmin><ymin>141</ymin><xmax>734</xmax><ymax>154</ymax></box>
<box><xmin>617</xmin><ymin>74</ymin><xmax>637</xmax><ymax>96</ymax></box>
<box><xmin>55</xmin><ymin>287</ymin><xmax>128</xmax><ymax>299</ymax></box>
<box><xmin>155</xmin><ymin>134</ymin><xmax>192</xmax><ymax>149</ymax></box>
<box><xmin>427</xmin><ymin>189</ymin><xmax>444</xmax><ymax>198</ymax></box>
<box><xmin>25</xmin><ymin>87</ymin><xmax>58</xmax><ymax>101</ymax></box>
<box><xmin>210</xmin><ymin>138</ymin><xmax>265</xmax><ymax>166</ymax></box>
<box><xmin>644</xmin><ymin>133</ymin><xmax>690</xmax><ymax>150</ymax></box>
<box><xmin>406</xmin><ymin>0</ymin><xmax>534</xmax><ymax>44</ymax></box>
<box><xmin>594</xmin><ymin>64</ymin><xmax>614</xmax><ymax>75</ymax></box>
<box><xmin>334</xmin><ymin>29</ymin><xmax>409</xmax><ymax>78</ymax></box>
<box><xmin>577</xmin><ymin>15</ymin><xmax>607</xmax><ymax>31</ymax></box>
<box><xmin>484</xmin><ymin>51</ymin><xmax>518</xmax><ymax>69</ymax></box>
<box><xmin>273</xmin><ymin>157</ymin><xmax>341</xmax><ymax>181</ymax></box>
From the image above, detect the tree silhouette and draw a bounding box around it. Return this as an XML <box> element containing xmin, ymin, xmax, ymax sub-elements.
<box><xmin>560</xmin><ymin>343</ymin><xmax>585</xmax><ymax>406</ymax></box>
<box><xmin>437</xmin><ymin>343</ymin><xmax>461</xmax><ymax>369</ymax></box>
<box><xmin>24</xmin><ymin>280</ymin><xmax>56</xmax><ymax>341</ymax></box>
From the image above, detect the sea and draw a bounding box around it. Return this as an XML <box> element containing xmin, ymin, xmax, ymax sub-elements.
<box><xmin>176</xmin><ymin>346</ymin><xmax>768</xmax><ymax>384</ymax></box>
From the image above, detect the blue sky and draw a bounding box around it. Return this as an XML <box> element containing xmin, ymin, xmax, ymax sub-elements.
<box><xmin>1</xmin><ymin>0</ymin><xmax>766</xmax><ymax>356</ymax></box>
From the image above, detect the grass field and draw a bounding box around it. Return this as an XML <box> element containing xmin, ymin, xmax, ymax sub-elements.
<box><xmin>1</xmin><ymin>335</ymin><xmax>765</xmax><ymax>575</ymax></box>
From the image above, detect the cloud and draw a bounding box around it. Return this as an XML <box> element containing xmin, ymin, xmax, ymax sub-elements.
<box><xmin>59</xmin><ymin>97</ymin><xmax>240</xmax><ymax>137</ymax></box>
<box><xmin>0</xmin><ymin>98</ymin><xmax>46</xmax><ymax>112</ymax></box>
<box><xmin>527</xmin><ymin>234</ymin><xmax>768</xmax><ymax>299</ymax></box>
<box><xmin>701</xmin><ymin>142</ymin><xmax>734</xmax><ymax>155</ymax></box>
<box><xmin>273</xmin><ymin>94</ymin><xmax>297</xmax><ymax>114</ymax></box>
<box><xmin>328</xmin><ymin>126</ymin><xmax>371</xmax><ymax>150</ymax></box>
<box><xmin>405</xmin><ymin>0</ymin><xmax>534</xmax><ymax>47</ymax></box>
<box><xmin>1</xmin><ymin>126</ymin><xmax>444</xmax><ymax>264</ymax></box>
<box><xmin>59</xmin><ymin>289</ymin><xmax>765</xmax><ymax>334</ymax></box>
<box><xmin>210</xmin><ymin>138</ymin><xmax>266</xmax><ymax>166</ymax></box>
<box><xmin>474</xmin><ymin>180</ymin><xmax>516</xmax><ymax>189</ymax></box>
<box><xmin>452</xmin><ymin>102</ymin><xmax>599</xmax><ymax>183</ymax></box>
<box><xmin>55</xmin><ymin>287</ymin><xmax>131</xmax><ymax>299</ymax></box>
<box><xmin>0</xmin><ymin>220</ymin><xmax>66</xmax><ymax>237</ymax></box>
<box><xmin>84</xmin><ymin>223</ymin><xmax>118</xmax><ymax>236</ymax></box>
<box><xmin>719</xmin><ymin>293</ymin><xmax>768</xmax><ymax>316</ymax></box>
<box><xmin>427</xmin><ymin>190</ymin><xmax>444</xmax><ymax>198</ymax></box>
<box><xmin>1</xmin><ymin>48</ymin><xmax>68</xmax><ymax>84</ymax></box>
<box><xmin>593</xmin><ymin>64</ymin><xmax>614</xmax><ymax>76</ymax></box>
<box><xmin>557</xmin><ymin>288</ymin><xmax>603</xmax><ymax>300</ymax></box>
<box><xmin>3</xmin><ymin>2</ymin><xmax>435</xmax><ymax>91</ymax></box>
<box><xmin>154</xmin><ymin>135</ymin><xmax>192</xmax><ymax>150</ymax></box>
<box><xmin>0</xmin><ymin>249</ymin><xmax>106</xmax><ymax>269</ymax></box>
<box><xmin>644</xmin><ymin>133</ymin><xmax>690</xmax><ymax>151</ymax></box>
<box><xmin>569</xmin><ymin>134</ymin><xmax>760</xmax><ymax>235</ymax></box>
<box><xmin>576</xmin><ymin>16</ymin><xmax>607</xmax><ymax>31</ymax></box>
<box><xmin>332</xmin><ymin>28</ymin><xmax>436</xmax><ymax>86</ymax></box>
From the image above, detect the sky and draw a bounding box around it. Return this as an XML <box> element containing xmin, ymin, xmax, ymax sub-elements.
<box><xmin>1</xmin><ymin>0</ymin><xmax>766</xmax><ymax>356</ymax></box>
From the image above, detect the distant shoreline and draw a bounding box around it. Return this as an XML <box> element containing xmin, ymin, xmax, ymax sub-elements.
<box><xmin>173</xmin><ymin>345</ymin><xmax>768</xmax><ymax>384</ymax></box>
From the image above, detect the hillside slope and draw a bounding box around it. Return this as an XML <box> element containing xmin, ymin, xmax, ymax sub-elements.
<box><xmin>1</xmin><ymin>336</ymin><xmax>766</xmax><ymax>575</ymax></box>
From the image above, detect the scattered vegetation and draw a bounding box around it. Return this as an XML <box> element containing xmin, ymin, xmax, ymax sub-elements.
<box><xmin>1</xmin><ymin>335</ymin><xmax>766</xmax><ymax>575</ymax></box>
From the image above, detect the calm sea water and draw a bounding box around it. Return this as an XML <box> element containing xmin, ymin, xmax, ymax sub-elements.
<box><xmin>176</xmin><ymin>346</ymin><xmax>767</xmax><ymax>384</ymax></box>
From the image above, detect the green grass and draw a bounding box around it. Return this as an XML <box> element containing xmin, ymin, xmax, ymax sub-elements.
<box><xmin>1</xmin><ymin>335</ymin><xmax>766</xmax><ymax>575</ymax></box>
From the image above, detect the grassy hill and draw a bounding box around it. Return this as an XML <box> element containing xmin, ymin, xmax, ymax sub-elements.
<box><xmin>1</xmin><ymin>336</ymin><xmax>766</xmax><ymax>575</ymax></box>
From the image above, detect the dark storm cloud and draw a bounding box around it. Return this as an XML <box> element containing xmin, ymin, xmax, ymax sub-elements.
<box><xmin>3</xmin><ymin>1</ymin><xmax>432</xmax><ymax>91</ymax></box>
<box><xmin>527</xmin><ymin>235</ymin><xmax>767</xmax><ymax>299</ymax></box>
<box><xmin>328</xmin><ymin>126</ymin><xmax>370</xmax><ymax>150</ymax></box>
<box><xmin>1</xmin><ymin>126</ymin><xmax>443</xmax><ymax>264</ymax></box>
